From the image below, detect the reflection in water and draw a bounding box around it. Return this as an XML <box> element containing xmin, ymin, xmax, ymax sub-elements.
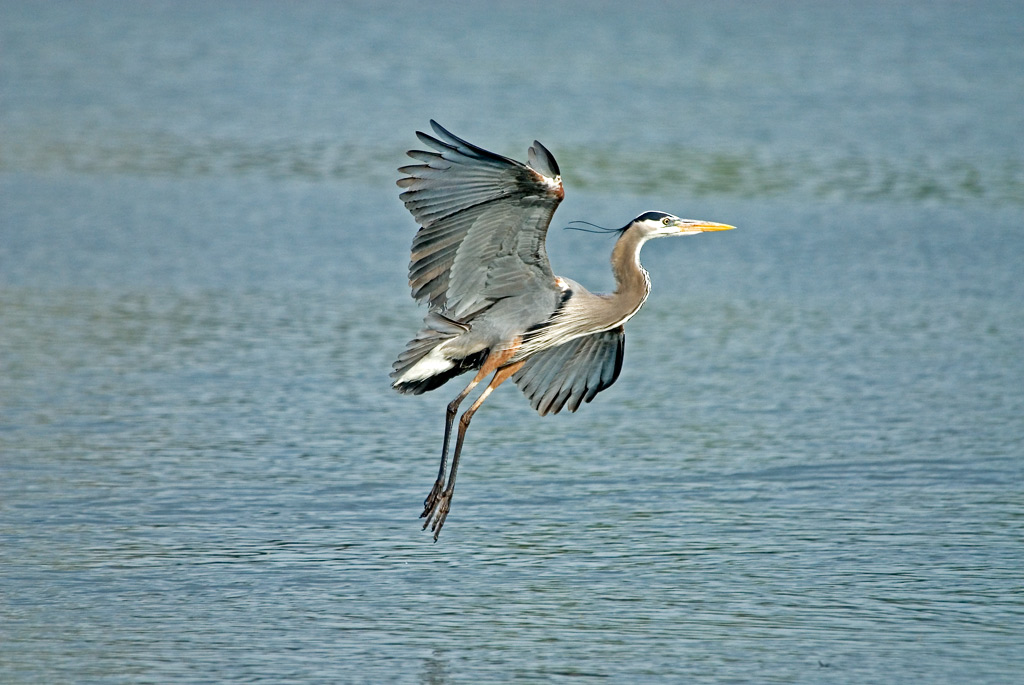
<box><xmin>420</xmin><ymin>652</ymin><xmax>449</xmax><ymax>685</ymax></box>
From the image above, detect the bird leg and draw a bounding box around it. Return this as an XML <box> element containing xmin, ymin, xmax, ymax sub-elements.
<box><xmin>420</xmin><ymin>367</ymin><xmax>489</xmax><ymax>518</ymax></box>
<box><xmin>422</xmin><ymin>346</ymin><xmax>523</xmax><ymax>541</ymax></box>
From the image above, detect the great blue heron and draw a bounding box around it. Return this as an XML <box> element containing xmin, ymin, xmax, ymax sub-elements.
<box><xmin>392</xmin><ymin>121</ymin><xmax>734</xmax><ymax>540</ymax></box>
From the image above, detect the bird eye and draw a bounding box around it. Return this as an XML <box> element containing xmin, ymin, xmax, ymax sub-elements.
<box><xmin>662</xmin><ymin>217</ymin><xmax>672</xmax><ymax>226</ymax></box>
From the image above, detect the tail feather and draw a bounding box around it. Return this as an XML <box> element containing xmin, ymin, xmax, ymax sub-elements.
<box><xmin>392</xmin><ymin>348</ymin><xmax>488</xmax><ymax>395</ymax></box>
<box><xmin>391</xmin><ymin>312</ymin><xmax>484</xmax><ymax>395</ymax></box>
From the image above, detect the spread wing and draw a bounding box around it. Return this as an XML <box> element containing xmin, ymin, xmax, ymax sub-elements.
<box><xmin>397</xmin><ymin>121</ymin><xmax>564</xmax><ymax>319</ymax></box>
<box><xmin>513</xmin><ymin>327</ymin><xmax>625</xmax><ymax>416</ymax></box>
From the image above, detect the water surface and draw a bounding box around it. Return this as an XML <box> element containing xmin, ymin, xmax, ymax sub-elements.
<box><xmin>2</xmin><ymin>2</ymin><xmax>1022</xmax><ymax>682</ymax></box>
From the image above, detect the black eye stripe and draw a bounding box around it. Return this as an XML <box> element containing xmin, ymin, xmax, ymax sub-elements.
<box><xmin>634</xmin><ymin>211</ymin><xmax>673</xmax><ymax>223</ymax></box>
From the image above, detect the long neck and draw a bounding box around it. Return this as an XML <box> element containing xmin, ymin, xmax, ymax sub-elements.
<box><xmin>608</xmin><ymin>227</ymin><xmax>652</xmax><ymax>319</ymax></box>
<box><xmin>515</xmin><ymin>228</ymin><xmax>654</xmax><ymax>357</ymax></box>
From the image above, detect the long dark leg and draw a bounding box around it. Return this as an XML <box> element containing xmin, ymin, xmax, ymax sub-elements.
<box><xmin>420</xmin><ymin>367</ymin><xmax>489</xmax><ymax>518</ymax></box>
<box><xmin>423</xmin><ymin>359</ymin><xmax>524</xmax><ymax>541</ymax></box>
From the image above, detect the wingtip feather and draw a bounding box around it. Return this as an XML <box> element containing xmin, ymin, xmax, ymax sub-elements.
<box><xmin>527</xmin><ymin>140</ymin><xmax>561</xmax><ymax>178</ymax></box>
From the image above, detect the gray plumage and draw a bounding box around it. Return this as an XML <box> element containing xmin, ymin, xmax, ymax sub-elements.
<box><xmin>392</xmin><ymin>121</ymin><xmax>734</xmax><ymax>540</ymax></box>
<box><xmin>514</xmin><ymin>325</ymin><xmax>624</xmax><ymax>416</ymax></box>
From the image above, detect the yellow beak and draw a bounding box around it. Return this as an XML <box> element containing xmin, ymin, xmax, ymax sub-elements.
<box><xmin>693</xmin><ymin>221</ymin><xmax>736</xmax><ymax>232</ymax></box>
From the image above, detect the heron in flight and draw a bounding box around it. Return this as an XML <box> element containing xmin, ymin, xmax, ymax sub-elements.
<box><xmin>392</xmin><ymin>121</ymin><xmax>734</xmax><ymax>540</ymax></box>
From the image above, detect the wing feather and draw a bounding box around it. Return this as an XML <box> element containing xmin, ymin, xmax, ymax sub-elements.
<box><xmin>513</xmin><ymin>327</ymin><xmax>625</xmax><ymax>416</ymax></box>
<box><xmin>398</xmin><ymin>121</ymin><xmax>564</xmax><ymax>316</ymax></box>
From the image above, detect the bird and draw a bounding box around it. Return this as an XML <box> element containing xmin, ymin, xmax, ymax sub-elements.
<box><xmin>391</xmin><ymin>121</ymin><xmax>734</xmax><ymax>540</ymax></box>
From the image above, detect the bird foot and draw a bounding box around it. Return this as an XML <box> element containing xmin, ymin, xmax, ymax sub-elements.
<box><xmin>420</xmin><ymin>479</ymin><xmax>445</xmax><ymax>518</ymax></box>
<box><xmin>420</xmin><ymin>488</ymin><xmax>453</xmax><ymax>541</ymax></box>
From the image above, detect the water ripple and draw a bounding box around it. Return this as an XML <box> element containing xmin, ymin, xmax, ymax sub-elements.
<box><xmin>3</xmin><ymin>130</ymin><xmax>1022</xmax><ymax>206</ymax></box>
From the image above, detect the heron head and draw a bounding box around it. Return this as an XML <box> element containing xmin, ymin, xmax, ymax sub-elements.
<box><xmin>629</xmin><ymin>211</ymin><xmax>735</xmax><ymax>238</ymax></box>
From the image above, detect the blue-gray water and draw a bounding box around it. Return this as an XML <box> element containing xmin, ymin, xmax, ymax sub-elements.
<box><xmin>2</xmin><ymin>2</ymin><xmax>1022</xmax><ymax>682</ymax></box>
